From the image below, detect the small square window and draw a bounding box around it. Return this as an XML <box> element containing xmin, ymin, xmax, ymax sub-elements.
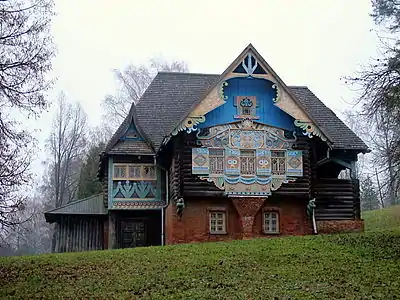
<box><xmin>263</xmin><ymin>211</ymin><xmax>279</xmax><ymax>234</ymax></box>
<box><xmin>209</xmin><ymin>211</ymin><xmax>226</xmax><ymax>234</ymax></box>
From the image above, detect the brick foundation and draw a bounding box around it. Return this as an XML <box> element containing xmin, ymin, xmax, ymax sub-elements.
<box><xmin>316</xmin><ymin>220</ymin><xmax>364</xmax><ymax>234</ymax></box>
<box><xmin>165</xmin><ymin>196</ymin><xmax>314</xmax><ymax>244</ymax></box>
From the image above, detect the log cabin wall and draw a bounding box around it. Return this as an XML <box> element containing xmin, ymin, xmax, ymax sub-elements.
<box><xmin>168</xmin><ymin>136</ymin><xmax>183</xmax><ymax>202</ymax></box>
<box><xmin>54</xmin><ymin>216</ymin><xmax>104</xmax><ymax>252</ymax></box>
<box><xmin>309</xmin><ymin>139</ymin><xmax>361</xmax><ymax>221</ymax></box>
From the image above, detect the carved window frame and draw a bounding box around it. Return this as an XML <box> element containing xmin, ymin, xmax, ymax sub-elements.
<box><xmin>113</xmin><ymin>163</ymin><xmax>156</xmax><ymax>181</ymax></box>
<box><xmin>240</xmin><ymin>150</ymin><xmax>256</xmax><ymax>176</ymax></box>
<box><xmin>271</xmin><ymin>150</ymin><xmax>286</xmax><ymax>175</ymax></box>
<box><xmin>263</xmin><ymin>211</ymin><xmax>280</xmax><ymax>234</ymax></box>
<box><xmin>209</xmin><ymin>148</ymin><xmax>225</xmax><ymax>176</ymax></box>
<box><xmin>209</xmin><ymin>209</ymin><xmax>227</xmax><ymax>235</ymax></box>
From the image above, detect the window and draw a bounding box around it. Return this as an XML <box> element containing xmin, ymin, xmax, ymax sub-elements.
<box><xmin>271</xmin><ymin>151</ymin><xmax>285</xmax><ymax>175</ymax></box>
<box><xmin>263</xmin><ymin>212</ymin><xmax>279</xmax><ymax>234</ymax></box>
<box><xmin>209</xmin><ymin>211</ymin><xmax>226</xmax><ymax>234</ymax></box>
<box><xmin>209</xmin><ymin>149</ymin><xmax>224</xmax><ymax>175</ymax></box>
<box><xmin>239</xmin><ymin>97</ymin><xmax>256</xmax><ymax>117</ymax></box>
<box><xmin>114</xmin><ymin>165</ymin><xmax>127</xmax><ymax>179</ymax></box>
<box><xmin>240</xmin><ymin>150</ymin><xmax>256</xmax><ymax>175</ymax></box>
<box><xmin>113</xmin><ymin>164</ymin><xmax>156</xmax><ymax>180</ymax></box>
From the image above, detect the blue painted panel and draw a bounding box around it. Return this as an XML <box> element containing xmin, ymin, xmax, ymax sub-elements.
<box><xmin>121</xmin><ymin>122</ymin><xmax>144</xmax><ymax>141</ymax></box>
<box><xmin>198</xmin><ymin>77</ymin><xmax>295</xmax><ymax>130</ymax></box>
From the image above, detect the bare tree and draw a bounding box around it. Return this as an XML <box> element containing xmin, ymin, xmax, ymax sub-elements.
<box><xmin>0</xmin><ymin>0</ymin><xmax>54</xmax><ymax>230</ymax></box>
<box><xmin>102</xmin><ymin>58</ymin><xmax>188</xmax><ymax>131</ymax></box>
<box><xmin>0</xmin><ymin>194</ymin><xmax>52</xmax><ymax>256</ymax></box>
<box><xmin>45</xmin><ymin>93</ymin><xmax>88</xmax><ymax>252</ymax></box>
<box><xmin>47</xmin><ymin>92</ymin><xmax>88</xmax><ymax>208</ymax></box>
<box><xmin>343</xmin><ymin>108</ymin><xmax>399</xmax><ymax>206</ymax></box>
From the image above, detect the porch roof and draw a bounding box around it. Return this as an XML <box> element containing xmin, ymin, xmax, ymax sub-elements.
<box><xmin>44</xmin><ymin>194</ymin><xmax>107</xmax><ymax>223</ymax></box>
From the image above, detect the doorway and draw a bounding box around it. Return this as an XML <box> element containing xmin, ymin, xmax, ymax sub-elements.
<box><xmin>116</xmin><ymin>210</ymin><xmax>162</xmax><ymax>248</ymax></box>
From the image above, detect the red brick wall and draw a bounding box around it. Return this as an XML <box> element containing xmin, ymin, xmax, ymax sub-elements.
<box><xmin>254</xmin><ymin>197</ymin><xmax>313</xmax><ymax>237</ymax></box>
<box><xmin>316</xmin><ymin>220</ymin><xmax>364</xmax><ymax>234</ymax></box>
<box><xmin>165</xmin><ymin>197</ymin><xmax>242</xmax><ymax>245</ymax></box>
<box><xmin>165</xmin><ymin>196</ymin><xmax>314</xmax><ymax>245</ymax></box>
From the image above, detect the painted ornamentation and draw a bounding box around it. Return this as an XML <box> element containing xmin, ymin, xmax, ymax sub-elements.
<box><xmin>294</xmin><ymin>120</ymin><xmax>327</xmax><ymax>141</ymax></box>
<box><xmin>171</xmin><ymin>81</ymin><xmax>228</xmax><ymax>136</ymax></box>
<box><xmin>192</xmin><ymin>120</ymin><xmax>303</xmax><ymax>196</ymax></box>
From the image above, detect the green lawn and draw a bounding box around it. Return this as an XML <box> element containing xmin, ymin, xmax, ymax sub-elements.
<box><xmin>362</xmin><ymin>204</ymin><xmax>400</xmax><ymax>232</ymax></box>
<box><xmin>1</xmin><ymin>209</ymin><xmax>399</xmax><ymax>299</ymax></box>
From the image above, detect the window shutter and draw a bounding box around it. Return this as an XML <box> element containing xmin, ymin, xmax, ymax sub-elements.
<box><xmin>286</xmin><ymin>150</ymin><xmax>303</xmax><ymax>177</ymax></box>
<box><xmin>192</xmin><ymin>148</ymin><xmax>209</xmax><ymax>175</ymax></box>
<box><xmin>225</xmin><ymin>148</ymin><xmax>240</xmax><ymax>175</ymax></box>
<box><xmin>256</xmin><ymin>149</ymin><xmax>271</xmax><ymax>175</ymax></box>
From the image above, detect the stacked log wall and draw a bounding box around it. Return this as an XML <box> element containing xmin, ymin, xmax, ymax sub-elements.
<box><xmin>314</xmin><ymin>179</ymin><xmax>359</xmax><ymax>220</ymax></box>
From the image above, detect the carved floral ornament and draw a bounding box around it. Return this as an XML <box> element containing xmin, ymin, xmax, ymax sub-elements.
<box><xmin>191</xmin><ymin>120</ymin><xmax>303</xmax><ymax>196</ymax></box>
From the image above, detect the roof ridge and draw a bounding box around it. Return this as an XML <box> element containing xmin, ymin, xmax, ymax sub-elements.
<box><xmin>157</xmin><ymin>71</ymin><xmax>220</xmax><ymax>76</ymax></box>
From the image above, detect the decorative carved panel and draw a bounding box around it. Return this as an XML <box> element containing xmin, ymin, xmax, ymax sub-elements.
<box><xmin>192</xmin><ymin>120</ymin><xmax>303</xmax><ymax>196</ymax></box>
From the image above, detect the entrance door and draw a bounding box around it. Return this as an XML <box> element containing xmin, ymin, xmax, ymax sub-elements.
<box><xmin>120</xmin><ymin>220</ymin><xmax>147</xmax><ymax>248</ymax></box>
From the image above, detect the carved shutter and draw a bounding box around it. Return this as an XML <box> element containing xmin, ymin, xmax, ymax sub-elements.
<box><xmin>225</xmin><ymin>148</ymin><xmax>240</xmax><ymax>175</ymax></box>
<box><xmin>286</xmin><ymin>150</ymin><xmax>303</xmax><ymax>177</ymax></box>
<box><xmin>192</xmin><ymin>148</ymin><xmax>209</xmax><ymax>175</ymax></box>
<box><xmin>256</xmin><ymin>149</ymin><xmax>271</xmax><ymax>176</ymax></box>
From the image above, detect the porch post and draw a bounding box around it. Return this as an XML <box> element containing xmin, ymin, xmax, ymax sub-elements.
<box><xmin>108</xmin><ymin>213</ymin><xmax>117</xmax><ymax>249</ymax></box>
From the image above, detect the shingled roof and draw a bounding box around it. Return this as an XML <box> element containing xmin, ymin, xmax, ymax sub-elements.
<box><xmin>135</xmin><ymin>72</ymin><xmax>219</xmax><ymax>150</ymax></box>
<box><xmin>131</xmin><ymin>72</ymin><xmax>368</xmax><ymax>152</ymax></box>
<box><xmin>104</xmin><ymin>99</ymin><xmax>155</xmax><ymax>155</ymax></box>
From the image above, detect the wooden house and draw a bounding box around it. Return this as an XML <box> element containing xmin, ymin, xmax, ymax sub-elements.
<box><xmin>45</xmin><ymin>44</ymin><xmax>369</xmax><ymax>252</ymax></box>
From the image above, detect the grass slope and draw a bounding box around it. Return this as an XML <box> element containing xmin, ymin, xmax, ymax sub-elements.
<box><xmin>362</xmin><ymin>204</ymin><xmax>400</xmax><ymax>231</ymax></box>
<box><xmin>0</xmin><ymin>207</ymin><xmax>399</xmax><ymax>299</ymax></box>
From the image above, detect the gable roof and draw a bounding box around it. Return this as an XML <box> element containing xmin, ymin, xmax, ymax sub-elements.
<box><xmin>44</xmin><ymin>194</ymin><xmax>107</xmax><ymax>223</ymax></box>
<box><xmin>135</xmin><ymin>72</ymin><xmax>220</xmax><ymax>150</ymax></box>
<box><xmin>133</xmin><ymin>72</ymin><xmax>368</xmax><ymax>152</ymax></box>
<box><xmin>104</xmin><ymin>101</ymin><xmax>154</xmax><ymax>155</ymax></box>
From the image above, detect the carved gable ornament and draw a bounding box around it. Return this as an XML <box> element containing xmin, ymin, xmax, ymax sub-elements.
<box><xmin>191</xmin><ymin>120</ymin><xmax>303</xmax><ymax>196</ymax></box>
<box><xmin>169</xmin><ymin>45</ymin><xmax>327</xmax><ymax>144</ymax></box>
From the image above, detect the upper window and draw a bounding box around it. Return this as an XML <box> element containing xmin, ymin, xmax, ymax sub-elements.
<box><xmin>271</xmin><ymin>151</ymin><xmax>285</xmax><ymax>175</ymax></box>
<box><xmin>240</xmin><ymin>150</ymin><xmax>256</xmax><ymax>175</ymax></box>
<box><xmin>209</xmin><ymin>149</ymin><xmax>224</xmax><ymax>175</ymax></box>
<box><xmin>235</xmin><ymin>96</ymin><xmax>257</xmax><ymax>119</ymax></box>
<box><xmin>113</xmin><ymin>164</ymin><xmax>156</xmax><ymax>180</ymax></box>
<box><xmin>209</xmin><ymin>211</ymin><xmax>226</xmax><ymax>234</ymax></box>
<box><xmin>263</xmin><ymin>212</ymin><xmax>279</xmax><ymax>234</ymax></box>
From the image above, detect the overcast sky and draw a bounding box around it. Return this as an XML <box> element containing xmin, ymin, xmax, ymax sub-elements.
<box><xmin>30</xmin><ymin>0</ymin><xmax>380</xmax><ymax>180</ymax></box>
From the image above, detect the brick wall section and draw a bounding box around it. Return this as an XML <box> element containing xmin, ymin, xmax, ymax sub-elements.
<box><xmin>316</xmin><ymin>220</ymin><xmax>364</xmax><ymax>234</ymax></box>
<box><xmin>254</xmin><ymin>197</ymin><xmax>313</xmax><ymax>237</ymax></box>
<box><xmin>231</xmin><ymin>197</ymin><xmax>266</xmax><ymax>239</ymax></box>
<box><xmin>165</xmin><ymin>197</ymin><xmax>242</xmax><ymax>245</ymax></box>
<box><xmin>165</xmin><ymin>196</ymin><xmax>316</xmax><ymax>244</ymax></box>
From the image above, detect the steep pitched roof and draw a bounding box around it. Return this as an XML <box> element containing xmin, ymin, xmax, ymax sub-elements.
<box><xmin>133</xmin><ymin>73</ymin><xmax>368</xmax><ymax>152</ymax></box>
<box><xmin>104</xmin><ymin>101</ymin><xmax>154</xmax><ymax>155</ymax></box>
<box><xmin>44</xmin><ymin>194</ymin><xmax>107</xmax><ymax>223</ymax></box>
<box><xmin>135</xmin><ymin>72</ymin><xmax>220</xmax><ymax>150</ymax></box>
<box><xmin>289</xmin><ymin>87</ymin><xmax>367</xmax><ymax>150</ymax></box>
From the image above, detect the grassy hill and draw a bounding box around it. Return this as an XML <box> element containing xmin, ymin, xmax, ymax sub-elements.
<box><xmin>1</xmin><ymin>208</ymin><xmax>399</xmax><ymax>299</ymax></box>
<box><xmin>362</xmin><ymin>204</ymin><xmax>400</xmax><ymax>231</ymax></box>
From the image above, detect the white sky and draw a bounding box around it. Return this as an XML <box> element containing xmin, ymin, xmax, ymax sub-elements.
<box><xmin>30</xmin><ymin>0</ymin><xmax>380</xmax><ymax>180</ymax></box>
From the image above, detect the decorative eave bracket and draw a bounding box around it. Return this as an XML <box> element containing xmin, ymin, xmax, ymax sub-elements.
<box><xmin>169</xmin><ymin>81</ymin><xmax>229</xmax><ymax>137</ymax></box>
